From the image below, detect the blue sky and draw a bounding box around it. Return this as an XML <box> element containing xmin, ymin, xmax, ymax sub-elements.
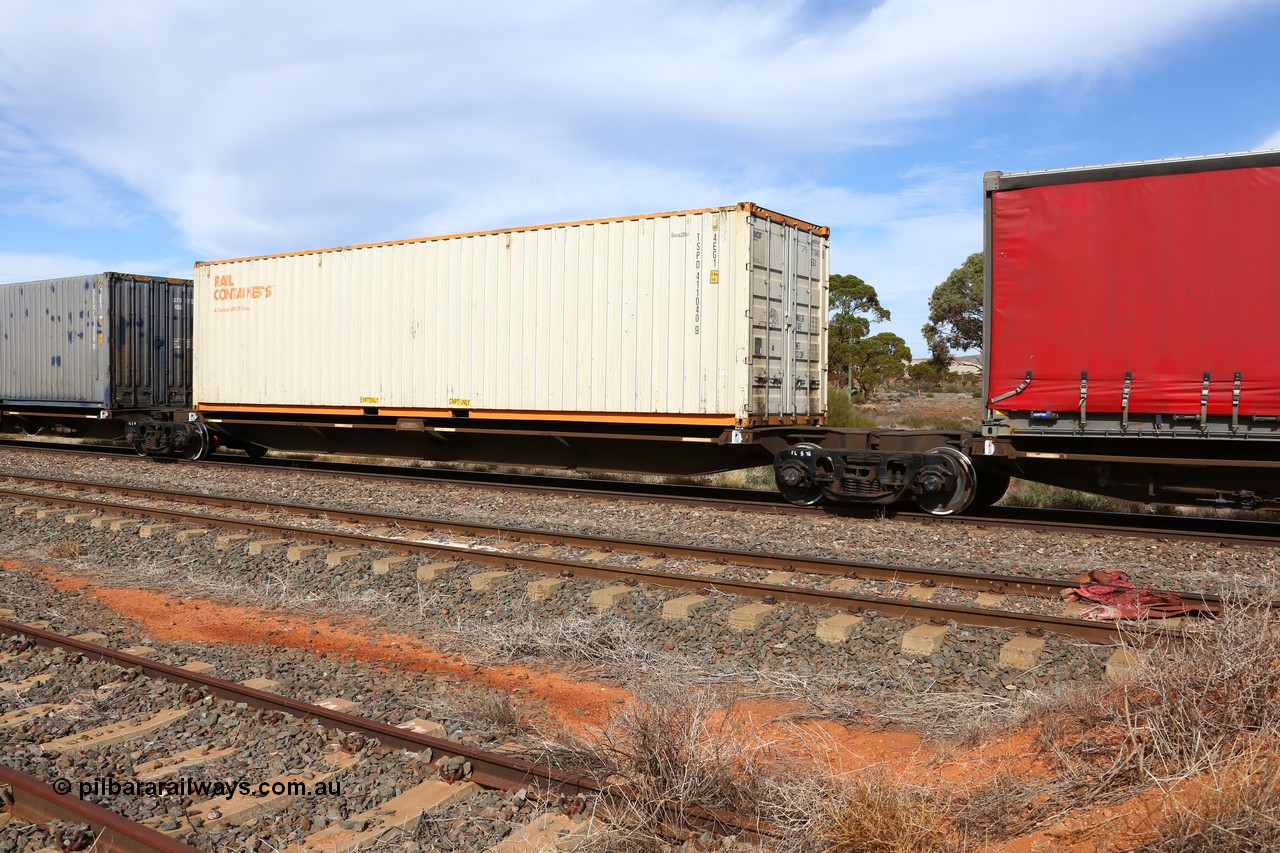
<box><xmin>1</xmin><ymin>0</ymin><xmax>1277</xmax><ymax>357</ymax></box>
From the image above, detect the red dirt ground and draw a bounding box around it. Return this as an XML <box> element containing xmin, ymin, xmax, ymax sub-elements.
<box><xmin>1</xmin><ymin>555</ymin><xmax>1176</xmax><ymax>851</ymax></box>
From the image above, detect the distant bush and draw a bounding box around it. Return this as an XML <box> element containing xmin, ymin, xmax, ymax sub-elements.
<box><xmin>1000</xmin><ymin>480</ymin><xmax>1133</xmax><ymax>512</ymax></box>
<box><xmin>908</xmin><ymin>360</ymin><xmax>950</xmax><ymax>385</ymax></box>
<box><xmin>891</xmin><ymin>414</ymin><xmax>970</xmax><ymax>431</ymax></box>
<box><xmin>906</xmin><ymin>361</ymin><xmax>981</xmax><ymax>393</ymax></box>
<box><xmin>828</xmin><ymin>387</ymin><xmax>878</xmax><ymax>429</ymax></box>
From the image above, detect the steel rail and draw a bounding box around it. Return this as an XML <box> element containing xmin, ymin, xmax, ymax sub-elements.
<box><xmin>0</xmin><ymin>762</ymin><xmax>198</xmax><ymax>853</ymax></box>
<box><xmin>0</xmin><ymin>620</ymin><xmax>776</xmax><ymax>843</ymax></box>
<box><xmin>0</xmin><ymin>474</ymin><xmax>1223</xmax><ymax>606</ymax></box>
<box><xmin>4</xmin><ymin>438</ymin><xmax>1280</xmax><ymax>546</ymax></box>
<box><xmin>0</xmin><ymin>486</ymin><xmax>1153</xmax><ymax>643</ymax></box>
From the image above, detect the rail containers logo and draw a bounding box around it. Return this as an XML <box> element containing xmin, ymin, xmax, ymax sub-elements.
<box><xmin>213</xmin><ymin>275</ymin><xmax>272</xmax><ymax>301</ymax></box>
<box><xmin>212</xmin><ymin>274</ymin><xmax>272</xmax><ymax>313</ymax></box>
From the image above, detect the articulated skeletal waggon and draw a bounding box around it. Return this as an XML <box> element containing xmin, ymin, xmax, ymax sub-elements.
<box><xmin>5</xmin><ymin>151</ymin><xmax>1278</xmax><ymax>514</ymax></box>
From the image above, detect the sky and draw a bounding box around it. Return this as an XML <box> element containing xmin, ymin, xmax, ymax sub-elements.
<box><xmin>1</xmin><ymin>0</ymin><xmax>1278</xmax><ymax>358</ymax></box>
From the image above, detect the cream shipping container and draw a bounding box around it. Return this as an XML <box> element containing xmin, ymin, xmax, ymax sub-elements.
<box><xmin>194</xmin><ymin>203</ymin><xmax>828</xmax><ymax>434</ymax></box>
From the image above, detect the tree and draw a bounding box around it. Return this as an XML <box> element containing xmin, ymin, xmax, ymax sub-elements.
<box><xmin>828</xmin><ymin>273</ymin><xmax>890</xmax><ymax>389</ymax></box>
<box><xmin>830</xmin><ymin>273</ymin><xmax>890</xmax><ymax>321</ymax></box>
<box><xmin>908</xmin><ymin>359</ymin><xmax>950</xmax><ymax>385</ymax></box>
<box><xmin>828</xmin><ymin>312</ymin><xmax>869</xmax><ymax>390</ymax></box>
<box><xmin>847</xmin><ymin>332</ymin><xmax>912</xmax><ymax>400</ymax></box>
<box><xmin>922</xmin><ymin>252</ymin><xmax>984</xmax><ymax>366</ymax></box>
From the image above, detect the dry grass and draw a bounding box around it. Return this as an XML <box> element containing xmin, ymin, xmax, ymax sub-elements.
<box><xmin>535</xmin><ymin>680</ymin><xmax>967</xmax><ymax>852</ymax></box>
<box><xmin>63</xmin><ymin>550</ymin><xmax>446</xmax><ymax>634</ymax></box>
<box><xmin>440</xmin><ymin>612</ymin><xmax>687</xmax><ymax>680</ymax></box>
<box><xmin>1062</xmin><ymin>592</ymin><xmax>1280</xmax><ymax>789</ymax></box>
<box><xmin>46</xmin><ymin>540</ymin><xmax>82</xmax><ymax>559</ymax></box>
<box><xmin>812</xmin><ymin>773</ymin><xmax>957</xmax><ymax>853</ymax></box>
<box><xmin>445</xmin><ymin>687</ymin><xmax>525</xmax><ymax>734</ymax></box>
<box><xmin>788</xmin><ymin>656</ymin><xmax>1093</xmax><ymax>746</ymax></box>
<box><xmin>1136</xmin><ymin>749</ymin><xmax>1280</xmax><ymax>851</ymax></box>
<box><xmin>949</xmin><ymin>774</ymin><xmax>1080</xmax><ymax>843</ymax></box>
<box><xmin>855</xmin><ymin>690</ymin><xmax>1029</xmax><ymax>745</ymax></box>
<box><xmin>1000</xmin><ymin>479</ymin><xmax>1136</xmax><ymax>512</ymax></box>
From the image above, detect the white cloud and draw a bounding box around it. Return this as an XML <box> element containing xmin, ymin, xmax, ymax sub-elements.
<box><xmin>0</xmin><ymin>0</ymin><xmax>1266</xmax><ymax>268</ymax></box>
<box><xmin>1259</xmin><ymin>129</ymin><xmax>1280</xmax><ymax>150</ymax></box>
<box><xmin>5</xmin><ymin>0</ymin><xmax>1262</xmax><ymax>353</ymax></box>
<box><xmin>0</xmin><ymin>122</ymin><xmax>139</xmax><ymax>229</ymax></box>
<box><xmin>0</xmin><ymin>253</ymin><xmax>191</xmax><ymax>284</ymax></box>
<box><xmin>809</xmin><ymin>176</ymin><xmax>980</xmax><ymax>355</ymax></box>
<box><xmin>0</xmin><ymin>252</ymin><xmax>109</xmax><ymax>283</ymax></box>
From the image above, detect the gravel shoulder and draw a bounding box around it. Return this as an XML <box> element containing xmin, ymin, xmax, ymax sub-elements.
<box><xmin>1</xmin><ymin>446</ymin><xmax>1276</xmax><ymax>594</ymax></box>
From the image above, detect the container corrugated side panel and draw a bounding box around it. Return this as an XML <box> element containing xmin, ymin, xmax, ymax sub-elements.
<box><xmin>0</xmin><ymin>274</ymin><xmax>107</xmax><ymax>406</ymax></box>
<box><xmin>195</xmin><ymin>208</ymin><xmax>764</xmax><ymax>420</ymax></box>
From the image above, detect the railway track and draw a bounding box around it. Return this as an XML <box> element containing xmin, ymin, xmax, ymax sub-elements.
<box><xmin>0</xmin><ymin>761</ymin><xmax>195</xmax><ymax>853</ymax></box>
<box><xmin>3</xmin><ymin>437</ymin><xmax>1279</xmax><ymax>547</ymax></box>
<box><xmin>0</xmin><ymin>459</ymin><xmax>1240</xmax><ymax>848</ymax></box>
<box><xmin>0</xmin><ymin>474</ymin><xmax>1213</xmax><ymax>645</ymax></box>
<box><xmin>0</xmin><ymin>621</ymin><xmax>771</xmax><ymax>850</ymax></box>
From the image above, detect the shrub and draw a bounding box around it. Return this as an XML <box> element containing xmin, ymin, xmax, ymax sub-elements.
<box><xmin>1035</xmin><ymin>589</ymin><xmax>1280</xmax><ymax>812</ymax></box>
<box><xmin>711</xmin><ymin>466</ymin><xmax>776</xmax><ymax>490</ymax></box>
<box><xmin>828</xmin><ymin>387</ymin><xmax>878</xmax><ymax>429</ymax></box>
<box><xmin>47</xmin><ymin>540</ymin><xmax>82</xmax><ymax>559</ymax></box>
<box><xmin>1137</xmin><ymin>752</ymin><xmax>1280</xmax><ymax>852</ymax></box>
<box><xmin>535</xmin><ymin>683</ymin><xmax>782</xmax><ymax>850</ymax></box>
<box><xmin>813</xmin><ymin>773</ymin><xmax>957</xmax><ymax>853</ymax></box>
<box><xmin>889</xmin><ymin>414</ymin><xmax>969</xmax><ymax>431</ymax></box>
<box><xmin>1110</xmin><ymin>593</ymin><xmax>1280</xmax><ymax>780</ymax></box>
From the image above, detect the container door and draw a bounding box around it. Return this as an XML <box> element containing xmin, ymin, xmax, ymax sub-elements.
<box><xmin>791</xmin><ymin>231</ymin><xmax>825</xmax><ymax>419</ymax></box>
<box><xmin>110</xmin><ymin>276</ymin><xmax>145</xmax><ymax>408</ymax></box>
<box><xmin>748</xmin><ymin>219</ymin><xmax>825</xmax><ymax>421</ymax></box>
<box><xmin>110</xmin><ymin>276</ymin><xmax>192</xmax><ymax>410</ymax></box>
<box><xmin>159</xmin><ymin>281</ymin><xmax>193</xmax><ymax>407</ymax></box>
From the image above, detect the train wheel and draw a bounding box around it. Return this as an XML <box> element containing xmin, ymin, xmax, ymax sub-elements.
<box><xmin>914</xmin><ymin>446</ymin><xmax>976</xmax><ymax>516</ymax></box>
<box><xmin>182</xmin><ymin>423</ymin><xmax>212</xmax><ymax>461</ymax></box>
<box><xmin>774</xmin><ymin>442</ymin><xmax>827</xmax><ymax>506</ymax></box>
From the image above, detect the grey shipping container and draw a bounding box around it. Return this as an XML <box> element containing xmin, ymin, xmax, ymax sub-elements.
<box><xmin>0</xmin><ymin>272</ymin><xmax>193</xmax><ymax>411</ymax></box>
